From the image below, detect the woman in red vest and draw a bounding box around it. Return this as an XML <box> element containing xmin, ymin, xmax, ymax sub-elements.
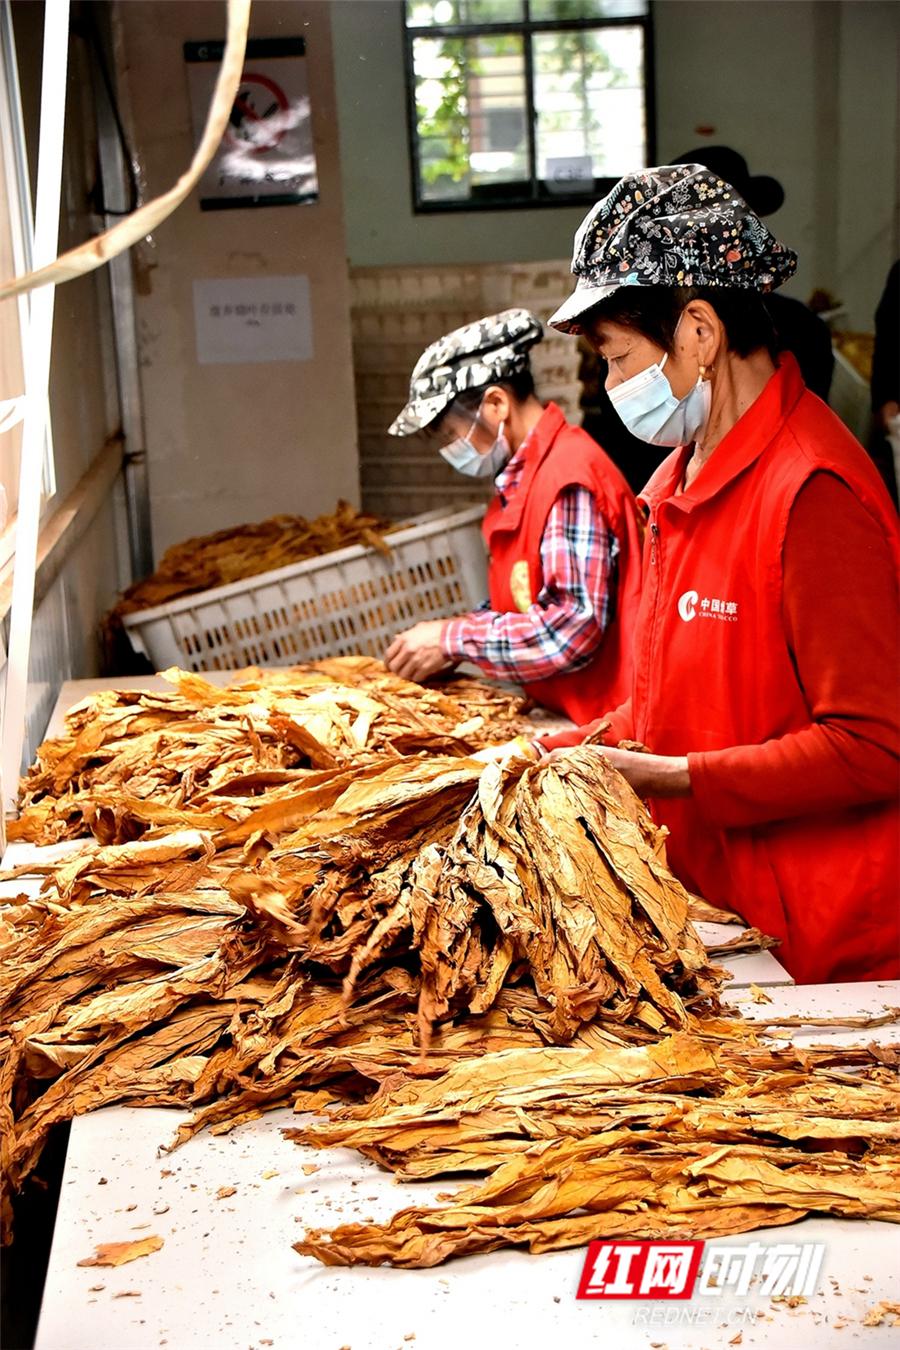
<box><xmin>535</xmin><ymin>164</ymin><xmax>899</xmax><ymax>984</ymax></box>
<box><xmin>383</xmin><ymin>309</ymin><xmax>644</xmax><ymax>725</ymax></box>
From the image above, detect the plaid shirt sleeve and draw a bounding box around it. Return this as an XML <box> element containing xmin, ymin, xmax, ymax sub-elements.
<box><xmin>441</xmin><ymin>486</ymin><xmax>618</xmax><ymax>684</ymax></box>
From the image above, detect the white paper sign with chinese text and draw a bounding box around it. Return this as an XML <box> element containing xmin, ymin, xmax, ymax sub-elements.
<box><xmin>192</xmin><ymin>276</ymin><xmax>313</xmax><ymax>365</ymax></box>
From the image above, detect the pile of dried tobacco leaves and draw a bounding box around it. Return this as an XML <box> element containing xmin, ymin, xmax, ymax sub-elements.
<box><xmin>291</xmin><ymin>1032</ymin><xmax>900</xmax><ymax>1267</ymax></box>
<box><xmin>1</xmin><ymin>658</ymin><xmax>897</xmax><ymax>1262</ymax></box>
<box><xmin>101</xmin><ymin>502</ymin><xmax>393</xmax><ymax>666</ymax></box>
<box><xmin>110</xmin><ymin>501</ymin><xmax>392</xmax><ymax>618</ymax></box>
<box><xmin>0</xmin><ymin>660</ymin><xmax>718</xmax><ymax>1237</ymax></box>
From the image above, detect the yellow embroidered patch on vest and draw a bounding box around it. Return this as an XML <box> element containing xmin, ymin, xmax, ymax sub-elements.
<box><xmin>509</xmin><ymin>559</ymin><xmax>532</xmax><ymax>613</ymax></box>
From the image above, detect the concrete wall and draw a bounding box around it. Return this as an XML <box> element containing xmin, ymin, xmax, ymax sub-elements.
<box><xmin>653</xmin><ymin>0</ymin><xmax>820</xmax><ymax>307</ymax></box>
<box><xmin>833</xmin><ymin>1</ymin><xmax>900</xmax><ymax>330</ymax></box>
<box><xmin>332</xmin><ymin>0</ymin><xmax>900</xmax><ymax>328</ymax></box>
<box><xmin>117</xmin><ymin>0</ymin><xmax>360</xmax><ymax>560</ymax></box>
<box><xmin>331</xmin><ymin>0</ymin><xmax>592</xmax><ymax>268</ymax></box>
<box><xmin>654</xmin><ymin>0</ymin><xmax>899</xmax><ymax>330</ymax></box>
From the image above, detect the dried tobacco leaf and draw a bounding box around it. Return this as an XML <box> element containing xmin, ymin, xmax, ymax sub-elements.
<box><xmin>0</xmin><ymin>667</ymin><xmax>720</xmax><ymax>1244</ymax></box>
<box><xmin>77</xmin><ymin>1236</ymin><xmax>163</xmax><ymax>1267</ymax></box>
<box><xmin>862</xmin><ymin>1302</ymin><xmax>900</xmax><ymax>1328</ymax></box>
<box><xmin>292</xmin><ymin>1032</ymin><xmax>900</xmax><ymax>1267</ymax></box>
<box><xmin>9</xmin><ymin>661</ymin><xmax>532</xmax><ymax>846</ymax></box>
<box><xmin>107</xmin><ymin>502</ymin><xmax>392</xmax><ymax>624</ymax></box>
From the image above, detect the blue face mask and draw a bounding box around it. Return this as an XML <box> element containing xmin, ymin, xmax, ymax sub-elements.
<box><xmin>607</xmin><ymin>348</ymin><xmax>711</xmax><ymax>448</ymax></box>
<box><xmin>440</xmin><ymin>414</ymin><xmax>512</xmax><ymax>479</ymax></box>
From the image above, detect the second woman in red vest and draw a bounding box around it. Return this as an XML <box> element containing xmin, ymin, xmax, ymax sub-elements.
<box><xmin>383</xmin><ymin>309</ymin><xmax>644</xmax><ymax>724</ymax></box>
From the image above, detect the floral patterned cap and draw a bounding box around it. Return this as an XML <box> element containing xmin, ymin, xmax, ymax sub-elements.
<box><xmin>548</xmin><ymin>164</ymin><xmax>798</xmax><ymax>335</ymax></box>
<box><xmin>388</xmin><ymin>308</ymin><xmax>543</xmax><ymax>436</ymax></box>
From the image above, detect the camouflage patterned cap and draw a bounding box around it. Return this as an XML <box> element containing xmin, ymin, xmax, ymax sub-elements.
<box><xmin>549</xmin><ymin>164</ymin><xmax>798</xmax><ymax>335</ymax></box>
<box><xmin>388</xmin><ymin>308</ymin><xmax>543</xmax><ymax>436</ymax></box>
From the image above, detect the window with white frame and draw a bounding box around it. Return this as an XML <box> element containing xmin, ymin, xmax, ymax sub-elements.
<box><xmin>404</xmin><ymin>0</ymin><xmax>653</xmax><ymax>211</ymax></box>
<box><xmin>0</xmin><ymin>2</ymin><xmax>55</xmax><ymax>574</ymax></box>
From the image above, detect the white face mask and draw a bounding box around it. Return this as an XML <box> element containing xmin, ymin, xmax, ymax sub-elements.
<box><xmin>607</xmin><ymin>343</ymin><xmax>711</xmax><ymax>448</ymax></box>
<box><xmin>439</xmin><ymin>410</ymin><xmax>512</xmax><ymax>479</ymax></box>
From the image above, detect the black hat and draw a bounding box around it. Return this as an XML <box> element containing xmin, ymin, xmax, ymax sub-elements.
<box><xmin>672</xmin><ymin>146</ymin><xmax>785</xmax><ymax>217</ymax></box>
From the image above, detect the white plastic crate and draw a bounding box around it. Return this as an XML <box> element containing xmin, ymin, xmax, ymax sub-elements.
<box><xmin>122</xmin><ymin>507</ymin><xmax>489</xmax><ymax>673</ymax></box>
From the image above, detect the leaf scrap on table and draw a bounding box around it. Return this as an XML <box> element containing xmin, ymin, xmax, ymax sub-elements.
<box><xmin>77</xmin><ymin>1236</ymin><xmax>163</xmax><ymax>1267</ymax></box>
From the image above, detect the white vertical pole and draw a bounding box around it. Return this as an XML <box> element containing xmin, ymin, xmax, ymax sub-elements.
<box><xmin>0</xmin><ymin>0</ymin><xmax>70</xmax><ymax>814</ymax></box>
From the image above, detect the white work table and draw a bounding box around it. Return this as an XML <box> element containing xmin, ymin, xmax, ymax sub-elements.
<box><xmin>731</xmin><ymin>978</ymin><xmax>900</xmax><ymax>1046</ymax></box>
<box><xmin>32</xmin><ymin>983</ymin><xmax>900</xmax><ymax>1350</ymax></box>
<box><xmin>694</xmin><ymin>920</ymin><xmax>793</xmax><ymax>989</ymax></box>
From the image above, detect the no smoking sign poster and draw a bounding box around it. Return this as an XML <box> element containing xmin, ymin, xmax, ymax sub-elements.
<box><xmin>185</xmin><ymin>37</ymin><xmax>319</xmax><ymax>209</ymax></box>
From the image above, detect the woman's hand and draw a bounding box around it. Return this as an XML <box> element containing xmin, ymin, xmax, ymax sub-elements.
<box><xmin>384</xmin><ymin>621</ymin><xmax>454</xmax><ymax>682</ymax></box>
<box><xmin>545</xmin><ymin>744</ymin><xmax>691</xmax><ymax>798</ymax></box>
<box><xmin>601</xmin><ymin>747</ymin><xmax>690</xmax><ymax>796</ymax></box>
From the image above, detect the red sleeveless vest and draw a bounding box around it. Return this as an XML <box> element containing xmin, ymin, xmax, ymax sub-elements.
<box><xmin>634</xmin><ymin>357</ymin><xmax>899</xmax><ymax>983</ymax></box>
<box><xmin>483</xmin><ymin>402</ymin><xmax>644</xmax><ymax>723</ymax></box>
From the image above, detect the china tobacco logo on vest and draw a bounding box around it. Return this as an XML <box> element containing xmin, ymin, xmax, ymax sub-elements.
<box><xmin>677</xmin><ymin>590</ymin><xmax>739</xmax><ymax>623</ymax></box>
